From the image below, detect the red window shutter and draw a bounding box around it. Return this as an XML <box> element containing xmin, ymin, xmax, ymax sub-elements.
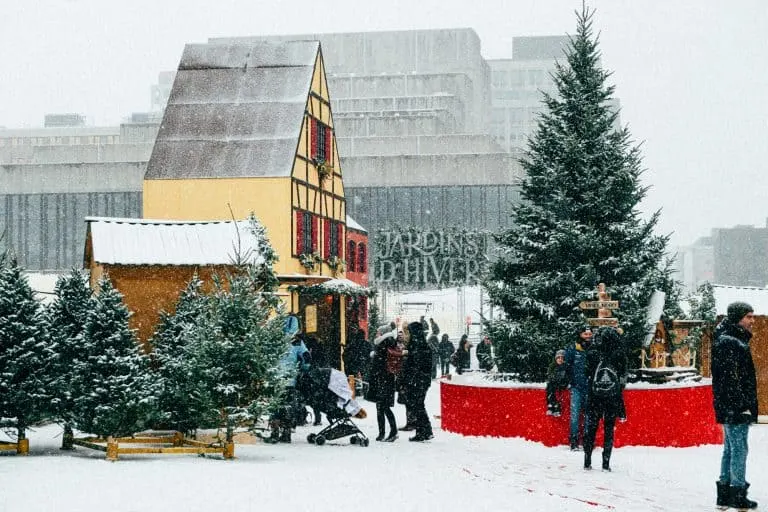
<box><xmin>325</xmin><ymin>126</ymin><xmax>332</xmax><ymax>165</ymax></box>
<box><xmin>311</xmin><ymin>119</ymin><xmax>318</xmax><ymax>160</ymax></box>
<box><xmin>324</xmin><ymin>219</ymin><xmax>331</xmax><ymax>258</ymax></box>
<box><xmin>347</xmin><ymin>240</ymin><xmax>356</xmax><ymax>272</ymax></box>
<box><xmin>358</xmin><ymin>243</ymin><xmax>366</xmax><ymax>272</ymax></box>
<box><xmin>296</xmin><ymin>211</ymin><xmax>303</xmax><ymax>254</ymax></box>
<box><xmin>311</xmin><ymin>215</ymin><xmax>319</xmax><ymax>252</ymax></box>
<box><xmin>337</xmin><ymin>223</ymin><xmax>343</xmax><ymax>259</ymax></box>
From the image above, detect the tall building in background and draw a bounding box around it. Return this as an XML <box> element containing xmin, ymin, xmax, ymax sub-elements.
<box><xmin>489</xmin><ymin>36</ymin><xmax>620</xmax><ymax>157</ymax></box>
<box><xmin>673</xmin><ymin>236</ymin><xmax>714</xmax><ymax>292</ymax></box>
<box><xmin>711</xmin><ymin>223</ymin><xmax>768</xmax><ymax>287</ymax></box>
<box><xmin>150</xmin><ymin>71</ymin><xmax>176</xmax><ymax>112</ymax></box>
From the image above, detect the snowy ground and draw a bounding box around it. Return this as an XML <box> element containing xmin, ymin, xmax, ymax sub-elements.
<box><xmin>1</xmin><ymin>383</ymin><xmax>765</xmax><ymax>512</ymax></box>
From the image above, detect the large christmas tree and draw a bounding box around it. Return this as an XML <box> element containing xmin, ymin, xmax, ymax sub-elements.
<box><xmin>484</xmin><ymin>7</ymin><xmax>681</xmax><ymax>381</ymax></box>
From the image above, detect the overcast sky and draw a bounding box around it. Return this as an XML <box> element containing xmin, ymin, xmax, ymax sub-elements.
<box><xmin>2</xmin><ymin>0</ymin><xmax>766</xmax><ymax>248</ymax></box>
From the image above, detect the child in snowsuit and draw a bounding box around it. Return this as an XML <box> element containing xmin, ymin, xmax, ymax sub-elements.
<box><xmin>545</xmin><ymin>349</ymin><xmax>569</xmax><ymax>416</ymax></box>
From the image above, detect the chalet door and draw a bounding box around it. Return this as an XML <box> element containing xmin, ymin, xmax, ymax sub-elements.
<box><xmin>299</xmin><ymin>294</ymin><xmax>341</xmax><ymax>370</ymax></box>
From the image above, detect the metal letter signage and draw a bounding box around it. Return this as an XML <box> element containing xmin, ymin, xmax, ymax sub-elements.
<box><xmin>373</xmin><ymin>227</ymin><xmax>489</xmax><ymax>289</ymax></box>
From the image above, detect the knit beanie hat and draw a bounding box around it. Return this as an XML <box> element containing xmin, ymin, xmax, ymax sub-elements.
<box><xmin>555</xmin><ymin>349</ymin><xmax>566</xmax><ymax>358</ymax></box>
<box><xmin>727</xmin><ymin>302</ymin><xmax>754</xmax><ymax>324</ymax></box>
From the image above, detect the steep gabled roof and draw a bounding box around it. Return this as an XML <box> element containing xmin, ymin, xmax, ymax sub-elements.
<box><xmin>145</xmin><ymin>40</ymin><xmax>320</xmax><ymax>180</ymax></box>
<box><xmin>84</xmin><ymin>217</ymin><xmax>264</xmax><ymax>266</ymax></box>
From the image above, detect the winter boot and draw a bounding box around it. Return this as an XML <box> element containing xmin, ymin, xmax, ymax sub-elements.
<box><xmin>730</xmin><ymin>486</ymin><xmax>758</xmax><ymax>510</ymax></box>
<box><xmin>716</xmin><ymin>481</ymin><xmax>729</xmax><ymax>509</ymax></box>
<box><xmin>279</xmin><ymin>426</ymin><xmax>292</xmax><ymax>443</ymax></box>
<box><xmin>601</xmin><ymin>455</ymin><xmax>611</xmax><ymax>472</ymax></box>
<box><xmin>584</xmin><ymin>452</ymin><xmax>592</xmax><ymax>470</ymax></box>
<box><xmin>262</xmin><ymin>421</ymin><xmax>281</xmax><ymax>444</ymax></box>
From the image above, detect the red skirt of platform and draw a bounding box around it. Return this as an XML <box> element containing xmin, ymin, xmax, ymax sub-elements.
<box><xmin>440</xmin><ymin>379</ymin><xmax>722</xmax><ymax>447</ymax></box>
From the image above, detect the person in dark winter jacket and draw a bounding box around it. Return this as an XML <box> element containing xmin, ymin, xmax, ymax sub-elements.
<box><xmin>366</xmin><ymin>329</ymin><xmax>403</xmax><ymax>442</ymax></box>
<box><xmin>476</xmin><ymin>335</ymin><xmax>495</xmax><ymax>371</ymax></box>
<box><xmin>453</xmin><ymin>335</ymin><xmax>472</xmax><ymax>374</ymax></box>
<box><xmin>427</xmin><ymin>332</ymin><xmax>440</xmax><ymax>379</ymax></box>
<box><xmin>438</xmin><ymin>334</ymin><xmax>455</xmax><ymax>377</ymax></box>
<box><xmin>429</xmin><ymin>317</ymin><xmax>440</xmax><ymax>336</ymax></box>
<box><xmin>545</xmin><ymin>349</ymin><xmax>569</xmax><ymax>416</ymax></box>
<box><xmin>565</xmin><ymin>326</ymin><xmax>592</xmax><ymax>450</ymax></box>
<box><xmin>400</xmin><ymin>321</ymin><xmax>434</xmax><ymax>441</ymax></box>
<box><xmin>344</xmin><ymin>329</ymin><xmax>373</xmax><ymax>381</ymax></box>
<box><xmin>712</xmin><ymin>302</ymin><xmax>758</xmax><ymax>510</ymax></box>
<box><xmin>583</xmin><ymin>326</ymin><xmax>627</xmax><ymax>472</ymax></box>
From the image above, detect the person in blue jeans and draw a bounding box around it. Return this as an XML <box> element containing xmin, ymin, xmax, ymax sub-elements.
<box><xmin>564</xmin><ymin>326</ymin><xmax>592</xmax><ymax>451</ymax></box>
<box><xmin>712</xmin><ymin>302</ymin><xmax>758</xmax><ymax>510</ymax></box>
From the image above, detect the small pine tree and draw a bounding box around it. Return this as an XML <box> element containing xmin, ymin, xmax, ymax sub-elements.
<box><xmin>45</xmin><ymin>268</ymin><xmax>93</xmax><ymax>448</ymax></box>
<box><xmin>151</xmin><ymin>275</ymin><xmax>218</xmax><ymax>435</ymax></box>
<box><xmin>154</xmin><ymin>215</ymin><xmax>289</xmax><ymax>441</ymax></box>
<box><xmin>484</xmin><ymin>7</ymin><xmax>682</xmax><ymax>381</ymax></box>
<box><xmin>0</xmin><ymin>260</ymin><xmax>52</xmax><ymax>440</ymax></box>
<box><xmin>70</xmin><ymin>276</ymin><xmax>157</xmax><ymax>438</ymax></box>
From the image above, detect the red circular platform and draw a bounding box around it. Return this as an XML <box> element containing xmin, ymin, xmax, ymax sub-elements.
<box><xmin>440</xmin><ymin>377</ymin><xmax>722</xmax><ymax>447</ymax></box>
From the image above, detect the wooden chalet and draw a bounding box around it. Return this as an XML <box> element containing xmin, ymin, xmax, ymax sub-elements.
<box><xmin>84</xmin><ymin>40</ymin><xmax>369</xmax><ymax>368</ymax></box>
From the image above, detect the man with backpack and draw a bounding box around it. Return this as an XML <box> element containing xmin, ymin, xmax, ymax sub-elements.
<box><xmin>582</xmin><ymin>326</ymin><xmax>627</xmax><ymax>472</ymax></box>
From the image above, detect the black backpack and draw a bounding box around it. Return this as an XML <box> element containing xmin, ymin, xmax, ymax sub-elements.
<box><xmin>592</xmin><ymin>360</ymin><xmax>620</xmax><ymax>398</ymax></box>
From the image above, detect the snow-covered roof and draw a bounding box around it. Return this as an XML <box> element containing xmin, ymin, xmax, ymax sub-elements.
<box><xmin>712</xmin><ymin>284</ymin><xmax>768</xmax><ymax>315</ymax></box>
<box><xmin>145</xmin><ymin>40</ymin><xmax>319</xmax><ymax>180</ymax></box>
<box><xmin>85</xmin><ymin>217</ymin><xmax>264</xmax><ymax>266</ymax></box>
<box><xmin>345</xmin><ymin>215</ymin><xmax>366</xmax><ymax>233</ymax></box>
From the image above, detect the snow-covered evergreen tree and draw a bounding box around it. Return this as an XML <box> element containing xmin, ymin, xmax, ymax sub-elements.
<box><xmin>70</xmin><ymin>275</ymin><xmax>157</xmax><ymax>438</ymax></box>
<box><xmin>45</xmin><ymin>268</ymin><xmax>93</xmax><ymax>448</ymax></box>
<box><xmin>151</xmin><ymin>275</ymin><xmax>218</xmax><ymax>435</ymax></box>
<box><xmin>0</xmin><ymin>259</ymin><xmax>52</xmax><ymax>440</ymax></box>
<box><xmin>153</xmin><ymin>215</ymin><xmax>289</xmax><ymax>441</ymax></box>
<box><xmin>484</xmin><ymin>7</ymin><xmax>682</xmax><ymax>381</ymax></box>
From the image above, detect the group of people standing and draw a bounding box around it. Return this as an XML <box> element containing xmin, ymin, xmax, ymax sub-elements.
<box><xmin>365</xmin><ymin>320</ymin><xmax>436</xmax><ymax>442</ymax></box>
<box><xmin>544</xmin><ymin>299</ymin><xmax>760</xmax><ymax>511</ymax></box>
<box><xmin>546</xmin><ymin>325</ymin><xmax>627</xmax><ymax>472</ymax></box>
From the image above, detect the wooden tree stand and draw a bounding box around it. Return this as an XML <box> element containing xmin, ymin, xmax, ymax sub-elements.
<box><xmin>72</xmin><ymin>432</ymin><xmax>234</xmax><ymax>461</ymax></box>
<box><xmin>0</xmin><ymin>439</ymin><xmax>29</xmax><ymax>455</ymax></box>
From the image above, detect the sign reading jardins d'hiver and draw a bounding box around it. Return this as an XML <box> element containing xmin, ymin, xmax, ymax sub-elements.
<box><xmin>373</xmin><ymin>227</ymin><xmax>489</xmax><ymax>289</ymax></box>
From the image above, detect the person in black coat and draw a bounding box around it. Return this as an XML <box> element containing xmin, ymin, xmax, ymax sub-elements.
<box><xmin>582</xmin><ymin>326</ymin><xmax>627</xmax><ymax>472</ymax></box>
<box><xmin>344</xmin><ymin>329</ymin><xmax>373</xmax><ymax>381</ymax></box>
<box><xmin>453</xmin><ymin>335</ymin><xmax>472</xmax><ymax>374</ymax></box>
<box><xmin>712</xmin><ymin>302</ymin><xmax>758</xmax><ymax>510</ymax></box>
<box><xmin>366</xmin><ymin>332</ymin><xmax>402</xmax><ymax>442</ymax></box>
<box><xmin>545</xmin><ymin>349</ymin><xmax>569</xmax><ymax>416</ymax></box>
<box><xmin>476</xmin><ymin>335</ymin><xmax>495</xmax><ymax>371</ymax></box>
<box><xmin>302</xmin><ymin>334</ymin><xmax>327</xmax><ymax>426</ymax></box>
<box><xmin>401</xmin><ymin>321</ymin><xmax>434</xmax><ymax>441</ymax></box>
<box><xmin>438</xmin><ymin>334</ymin><xmax>455</xmax><ymax>377</ymax></box>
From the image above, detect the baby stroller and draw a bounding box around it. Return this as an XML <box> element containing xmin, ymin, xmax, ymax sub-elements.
<box><xmin>296</xmin><ymin>367</ymin><xmax>370</xmax><ymax>447</ymax></box>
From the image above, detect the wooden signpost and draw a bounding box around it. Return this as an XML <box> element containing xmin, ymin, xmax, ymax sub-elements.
<box><xmin>579</xmin><ymin>283</ymin><xmax>619</xmax><ymax>328</ymax></box>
